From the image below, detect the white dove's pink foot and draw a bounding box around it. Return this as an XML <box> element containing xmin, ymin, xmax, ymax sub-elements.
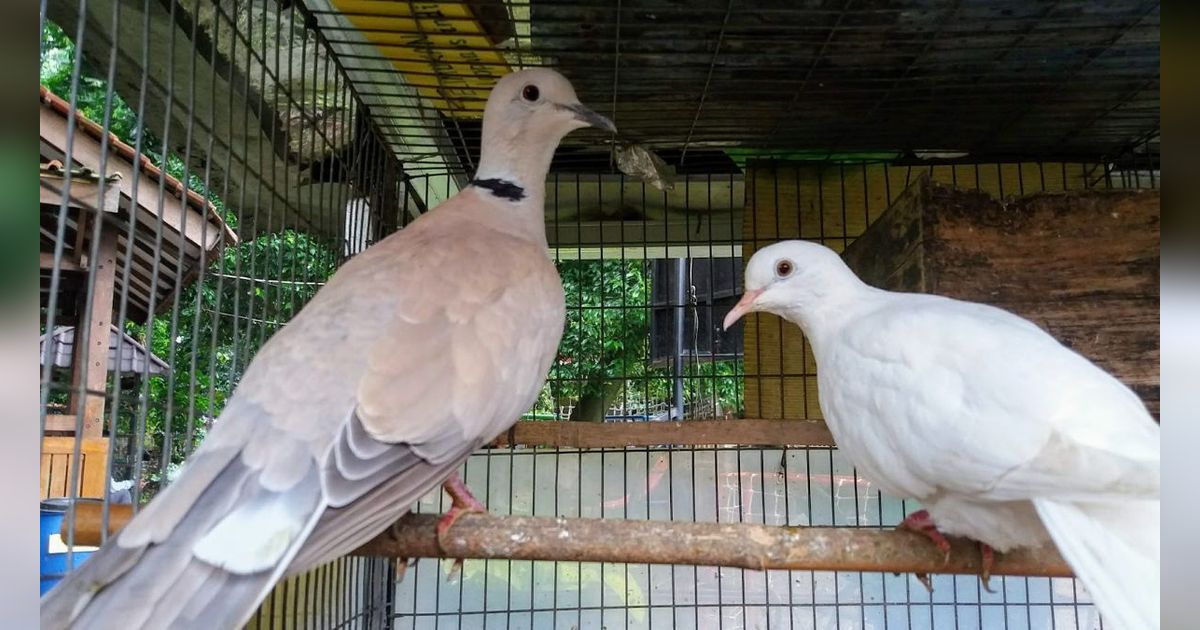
<box><xmin>898</xmin><ymin>509</ymin><xmax>952</xmax><ymax>559</ymax></box>
<box><xmin>979</xmin><ymin>542</ymin><xmax>996</xmax><ymax>592</ymax></box>
<box><xmin>896</xmin><ymin>510</ymin><xmax>997</xmax><ymax>592</ymax></box>
<box><xmin>897</xmin><ymin>509</ymin><xmax>951</xmax><ymax>592</ymax></box>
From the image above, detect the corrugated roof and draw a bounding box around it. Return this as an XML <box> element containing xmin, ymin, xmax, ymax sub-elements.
<box><xmin>39</xmin><ymin>325</ymin><xmax>170</xmax><ymax>376</ymax></box>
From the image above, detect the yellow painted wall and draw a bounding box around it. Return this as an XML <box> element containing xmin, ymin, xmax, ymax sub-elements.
<box><xmin>741</xmin><ymin>161</ymin><xmax>1103</xmax><ymax>420</ymax></box>
<box><xmin>247</xmin><ymin>558</ymin><xmax>357</xmax><ymax>629</ymax></box>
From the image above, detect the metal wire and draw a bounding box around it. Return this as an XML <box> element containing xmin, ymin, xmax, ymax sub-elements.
<box><xmin>38</xmin><ymin>1</ymin><xmax>1158</xmax><ymax>628</ymax></box>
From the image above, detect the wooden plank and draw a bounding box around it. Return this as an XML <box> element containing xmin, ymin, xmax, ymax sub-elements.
<box><xmin>487</xmin><ymin>419</ymin><xmax>834</xmax><ymax>449</ymax></box>
<box><xmin>68</xmin><ymin>222</ymin><xmax>118</xmax><ymax>437</ymax></box>
<box><xmin>41</xmin><ymin>437</ymin><xmax>111</xmax><ymax>499</ymax></box>
<box><xmin>48</xmin><ymin>455</ymin><xmax>67</xmax><ymax>498</ymax></box>
<box><xmin>40</xmin><ymin>454</ymin><xmax>52</xmax><ymax>499</ymax></box>
<box><xmin>40</xmin><ymin>173</ymin><xmax>121</xmax><ymax>214</ymax></box>
<box><xmin>40</xmin><ymin>252</ymin><xmax>83</xmax><ymax>273</ymax></box>
<box><xmin>44</xmin><ymin>413</ymin><xmax>80</xmax><ymax>432</ymax></box>
<box><xmin>80</xmin><ymin>449</ymin><xmax>108</xmax><ymax>498</ymax></box>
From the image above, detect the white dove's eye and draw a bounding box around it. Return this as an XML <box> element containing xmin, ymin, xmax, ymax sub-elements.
<box><xmin>522</xmin><ymin>84</ymin><xmax>540</xmax><ymax>102</ymax></box>
<box><xmin>776</xmin><ymin>260</ymin><xmax>794</xmax><ymax>277</ymax></box>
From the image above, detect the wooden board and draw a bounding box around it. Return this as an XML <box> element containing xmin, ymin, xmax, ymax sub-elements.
<box><xmin>842</xmin><ymin>173</ymin><xmax>1160</xmax><ymax>415</ymax></box>
<box><xmin>40</xmin><ymin>437</ymin><xmax>110</xmax><ymax>500</ymax></box>
<box><xmin>487</xmin><ymin>419</ymin><xmax>835</xmax><ymax>449</ymax></box>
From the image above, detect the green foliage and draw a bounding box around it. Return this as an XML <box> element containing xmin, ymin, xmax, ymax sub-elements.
<box><xmin>40</xmin><ymin>20</ymin><xmax>334</xmax><ymax>495</ymax></box>
<box><xmin>41</xmin><ymin>22</ymin><xmax>144</xmax><ymax>154</ymax></box>
<box><xmin>121</xmin><ymin>231</ymin><xmax>336</xmax><ymax>490</ymax></box>
<box><xmin>536</xmin><ymin>259</ymin><xmax>743</xmax><ymax>419</ymax></box>
<box><xmin>548</xmin><ymin>260</ymin><xmax>651</xmax><ymax>404</ymax></box>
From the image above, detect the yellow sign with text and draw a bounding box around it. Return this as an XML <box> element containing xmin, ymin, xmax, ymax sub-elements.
<box><xmin>332</xmin><ymin>0</ymin><xmax>512</xmax><ymax>118</ymax></box>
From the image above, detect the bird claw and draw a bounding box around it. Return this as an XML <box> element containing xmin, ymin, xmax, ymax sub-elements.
<box><xmin>895</xmin><ymin>511</ymin><xmax>998</xmax><ymax>593</ymax></box>
<box><xmin>895</xmin><ymin>510</ymin><xmax>952</xmax><ymax>593</ymax></box>
<box><xmin>444</xmin><ymin>557</ymin><xmax>465</xmax><ymax>582</ymax></box>
<box><xmin>392</xmin><ymin>557</ymin><xmax>412</xmax><ymax>583</ymax></box>
<box><xmin>435</xmin><ymin>472</ymin><xmax>487</xmax><ymax>577</ymax></box>
<box><xmin>913</xmin><ymin>572</ymin><xmax>934</xmax><ymax>593</ymax></box>
<box><xmin>978</xmin><ymin>543</ymin><xmax>996</xmax><ymax>593</ymax></box>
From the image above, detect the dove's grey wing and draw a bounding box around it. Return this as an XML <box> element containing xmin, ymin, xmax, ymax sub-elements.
<box><xmin>41</xmin><ymin>222</ymin><xmax>565</xmax><ymax>630</ymax></box>
<box><xmin>287</xmin><ymin>226</ymin><xmax>565</xmax><ymax>572</ymax></box>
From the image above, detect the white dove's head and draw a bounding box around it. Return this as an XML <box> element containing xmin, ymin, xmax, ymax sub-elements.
<box><xmin>474</xmin><ymin>68</ymin><xmax>615</xmax><ymax>191</ymax></box>
<box><xmin>723</xmin><ymin>240</ymin><xmax>868</xmax><ymax>333</ymax></box>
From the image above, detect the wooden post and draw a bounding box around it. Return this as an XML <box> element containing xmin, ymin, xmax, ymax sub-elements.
<box><xmin>68</xmin><ymin>220</ymin><xmax>117</xmax><ymax>437</ymax></box>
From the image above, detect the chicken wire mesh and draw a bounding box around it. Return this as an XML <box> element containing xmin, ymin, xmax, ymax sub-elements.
<box><xmin>36</xmin><ymin>0</ymin><xmax>1158</xmax><ymax>629</ymax></box>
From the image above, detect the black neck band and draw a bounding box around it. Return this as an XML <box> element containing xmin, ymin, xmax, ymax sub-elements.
<box><xmin>470</xmin><ymin>178</ymin><xmax>526</xmax><ymax>202</ymax></box>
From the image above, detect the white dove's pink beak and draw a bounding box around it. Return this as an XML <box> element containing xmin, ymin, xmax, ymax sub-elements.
<box><xmin>723</xmin><ymin>288</ymin><xmax>763</xmax><ymax>330</ymax></box>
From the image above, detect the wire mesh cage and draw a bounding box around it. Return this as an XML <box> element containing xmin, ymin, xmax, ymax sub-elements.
<box><xmin>37</xmin><ymin>0</ymin><xmax>1158</xmax><ymax>629</ymax></box>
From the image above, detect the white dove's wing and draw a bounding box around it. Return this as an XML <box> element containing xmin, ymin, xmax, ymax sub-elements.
<box><xmin>820</xmin><ymin>294</ymin><xmax>1159</xmax><ymax>504</ymax></box>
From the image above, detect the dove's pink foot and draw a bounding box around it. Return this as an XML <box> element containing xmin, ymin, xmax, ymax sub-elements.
<box><xmin>979</xmin><ymin>542</ymin><xmax>996</xmax><ymax>592</ymax></box>
<box><xmin>435</xmin><ymin>473</ymin><xmax>486</xmax><ymax>579</ymax></box>
<box><xmin>897</xmin><ymin>509</ymin><xmax>951</xmax><ymax>592</ymax></box>
<box><xmin>898</xmin><ymin>509</ymin><xmax>952</xmax><ymax>559</ymax></box>
<box><xmin>896</xmin><ymin>510</ymin><xmax>997</xmax><ymax>592</ymax></box>
<box><xmin>436</xmin><ymin>472</ymin><xmax>487</xmax><ymax>543</ymax></box>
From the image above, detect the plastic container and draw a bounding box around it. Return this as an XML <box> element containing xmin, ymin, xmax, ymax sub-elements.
<box><xmin>40</xmin><ymin>498</ymin><xmax>98</xmax><ymax>595</ymax></box>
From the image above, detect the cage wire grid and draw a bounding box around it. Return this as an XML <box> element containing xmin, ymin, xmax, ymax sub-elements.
<box><xmin>36</xmin><ymin>0</ymin><xmax>1158</xmax><ymax>629</ymax></box>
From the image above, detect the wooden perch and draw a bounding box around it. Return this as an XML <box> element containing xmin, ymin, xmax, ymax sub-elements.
<box><xmin>65</xmin><ymin>503</ymin><xmax>1071</xmax><ymax>578</ymax></box>
<box><xmin>489</xmin><ymin>419</ymin><xmax>835</xmax><ymax>449</ymax></box>
<box><xmin>356</xmin><ymin>513</ymin><xmax>1073</xmax><ymax>578</ymax></box>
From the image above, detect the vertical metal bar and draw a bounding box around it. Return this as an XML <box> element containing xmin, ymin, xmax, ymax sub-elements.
<box><xmin>672</xmin><ymin>257</ymin><xmax>686</xmax><ymax>420</ymax></box>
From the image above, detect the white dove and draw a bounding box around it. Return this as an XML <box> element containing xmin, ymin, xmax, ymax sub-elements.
<box><xmin>724</xmin><ymin>240</ymin><xmax>1160</xmax><ymax>630</ymax></box>
<box><xmin>42</xmin><ymin>68</ymin><xmax>614</xmax><ymax>630</ymax></box>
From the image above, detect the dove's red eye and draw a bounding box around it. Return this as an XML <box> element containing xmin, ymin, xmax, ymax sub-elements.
<box><xmin>522</xmin><ymin>85</ymin><xmax>540</xmax><ymax>102</ymax></box>
<box><xmin>776</xmin><ymin>260</ymin><xmax>794</xmax><ymax>277</ymax></box>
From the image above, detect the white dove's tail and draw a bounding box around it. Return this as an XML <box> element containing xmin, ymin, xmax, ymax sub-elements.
<box><xmin>1035</xmin><ymin>498</ymin><xmax>1159</xmax><ymax>630</ymax></box>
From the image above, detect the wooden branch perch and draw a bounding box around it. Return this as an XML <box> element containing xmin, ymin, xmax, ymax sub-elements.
<box><xmin>356</xmin><ymin>513</ymin><xmax>1073</xmax><ymax>579</ymax></box>
<box><xmin>66</xmin><ymin>504</ymin><xmax>1071</xmax><ymax>578</ymax></box>
<box><xmin>489</xmin><ymin>419</ymin><xmax>835</xmax><ymax>449</ymax></box>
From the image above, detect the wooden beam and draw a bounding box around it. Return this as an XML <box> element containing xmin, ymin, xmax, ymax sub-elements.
<box><xmin>488</xmin><ymin>419</ymin><xmax>835</xmax><ymax>449</ymax></box>
<box><xmin>43</xmin><ymin>414</ymin><xmax>80</xmax><ymax>432</ymax></box>
<box><xmin>61</xmin><ymin>504</ymin><xmax>1072</xmax><ymax>580</ymax></box>
<box><xmin>40</xmin><ymin>252</ymin><xmax>83</xmax><ymax>273</ymax></box>
<box><xmin>68</xmin><ymin>223</ymin><xmax>118</xmax><ymax>437</ymax></box>
<box><xmin>40</xmin><ymin>105</ymin><xmax>225</xmax><ymax>251</ymax></box>
<box><xmin>40</xmin><ymin>173</ymin><xmax>122</xmax><ymax>214</ymax></box>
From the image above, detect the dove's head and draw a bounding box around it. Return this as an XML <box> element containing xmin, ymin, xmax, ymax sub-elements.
<box><xmin>475</xmin><ymin>68</ymin><xmax>615</xmax><ymax>195</ymax></box>
<box><xmin>723</xmin><ymin>240</ymin><xmax>868</xmax><ymax>334</ymax></box>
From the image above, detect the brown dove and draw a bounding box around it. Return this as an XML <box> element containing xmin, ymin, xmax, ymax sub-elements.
<box><xmin>42</xmin><ymin>68</ymin><xmax>615</xmax><ymax>630</ymax></box>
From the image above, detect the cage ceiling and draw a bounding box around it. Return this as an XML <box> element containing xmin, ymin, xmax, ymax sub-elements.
<box><xmin>45</xmin><ymin>0</ymin><xmax>1159</xmax><ymax>241</ymax></box>
<box><xmin>313</xmin><ymin>0</ymin><xmax>1160</xmax><ymax>174</ymax></box>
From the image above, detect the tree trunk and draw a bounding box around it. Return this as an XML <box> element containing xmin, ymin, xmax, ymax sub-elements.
<box><xmin>568</xmin><ymin>379</ymin><xmax>623</xmax><ymax>422</ymax></box>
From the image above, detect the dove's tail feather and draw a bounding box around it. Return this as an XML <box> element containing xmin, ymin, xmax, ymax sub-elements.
<box><xmin>1035</xmin><ymin>498</ymin><xmax>1159</xmax><ymax>630</ymax></box>
<box><xmin>40</xmin><ymin>451</ymin><xmax>325</xmax><ymax>630</ymax></box>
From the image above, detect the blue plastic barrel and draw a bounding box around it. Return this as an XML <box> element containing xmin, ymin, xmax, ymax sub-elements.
<box><xmin>40</xmin><ymin>498</ymin><xmax>97</xmax><ymax>595</ymax></box>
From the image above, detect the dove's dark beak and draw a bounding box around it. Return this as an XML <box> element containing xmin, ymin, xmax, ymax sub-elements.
<box><xmin>562</xmin><ymin>102</ymin><xmax>617</xmax><ymax>133</ymax></box>
<box><xmin>723</xmin><ymin>289</ymin><xmax>764</xmax><ymax>330</ymax></box>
